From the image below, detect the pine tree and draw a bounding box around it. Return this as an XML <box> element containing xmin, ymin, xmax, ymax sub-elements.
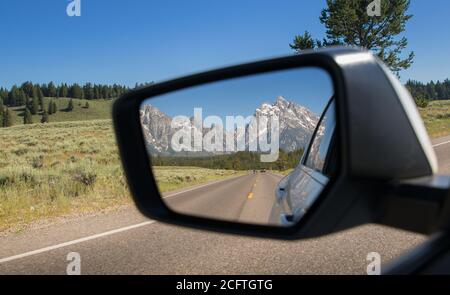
<box><xmin>48</xmin><ymin>101</ymin><xmax>58</xmax><ymax>114</ymax></box>
<box><xmin>41</xmin><ymin>110</ymin><xmax>49</xmax><ymax>123</ymax></box>
<box><xmin>290</xmin><ymin>0</ymin><xmax>414</xmax><ymax>76</ymax></box>
<box><xmin>83</xmin><ymin>83</ymin><xmax>94</xmax><ymax>100</ymax></box>
<box><xmin>435</xmin><ymin>81</ymin><xmax>445</xmax><ymax>100</ymax></box>
<box><xmin>85</xmin><ymin>101</ymin><xmax>90</xmax><ymax>109</ymax></box>
<box><xmin>0</xmin><ymin>109</ymin><xmax>3</xmax><ymax>128</ymax></box>
<box><xmin>24</xmin><ymin>108</ymin><xmax>33</xmax><ymax>124</ymax></box>
<box><xmin>47</xmin><ymin>82</ymin><xmax>57</xmax><ymax>97</ymax></box>
<box><xmin>60</xmin><ymin>83</ymin><xmax>68</xmax><ymax>97</ymax></box>
<box><xmin>67</xmin><ymin>99</ymin><xmax>74</xmax><ymax>111</ymax></box>
<box><xmin>32</xmin><ymin>86</ymin><xmax>39</xmax><ymax>100</ymax></box>
<box><xmin>426</xmin><ymin>82</ymin><xmax>437</xmax><ymax>100</ymax></box>
<box><xmin>52</xmin><ymin>101</ymin><xmax>58</xmax><ymax>113</ymax></box>
<box><xmin>3</xmin><ymin>108</ymin><xmax>13</xmax><ymax>127</ymax></box>
<box><xmin>69</xmin><ymin>84</ymin><xmax>83</xmax><ymax>99</ymax></box>
<box><xmin>0</xmin><ymin>97</ymin><xmax>4</xmax><ymax>114</ymax></box>
<box><xmin>38</xmin><ymin>88</ymin><xmax>45</xmax><ymax>111</ymax></box>
<box><xmin>18</xmin><ymin>90</ymin><xmax>27</xmax><ymax>106</ymax></box>
<box><xmin>8</xmin><ymin>86</ymin><xmax>24</xmax><ymax>106</ymax></box>
<box><xmin>47</xmin><ymin>101</ymin><xmax>53</xmax><ymax>114</ymax></box>
<box><xmin>94</xmin><ymin>88</ymin><xmax>100</xmax><ymax>99</ymax></box>
<box><xmin>21</xmin><ymin>82</ymin><xmax>34</xmax><ymax>97</ymax></box>
<box><xmin>8</xmin><ymin>86</ymin><xmax>17</xmax><ymax>106</ymax></box>
<box><xmin>30</xmin><ymin>95</ymin><xmax>39</xmax><ymax>115</ymax></box>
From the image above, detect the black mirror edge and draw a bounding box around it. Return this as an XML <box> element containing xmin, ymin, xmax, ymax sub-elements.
<box><xmin>112</xmin><ymin>47</ymin><xmax>448</xmax><ymax>240</ymax></box>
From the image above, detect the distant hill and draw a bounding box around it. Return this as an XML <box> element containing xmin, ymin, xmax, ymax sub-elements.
<box><xmin>8</xmin><ymin>97</ymin><xmax>113</xmax><ymax>125</ymax></box>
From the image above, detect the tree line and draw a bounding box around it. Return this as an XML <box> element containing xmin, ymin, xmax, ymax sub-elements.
<box><xmin>0</xmin><ymin>97</ymin><xmax>13</xmax><ymax>127</ymax></box>
<box><xmin>0</xmin><ymin>81</ymin><xmax>131</xmax><ymax>107</ymax></box>
<box><xmin>0</xmin><ymin>81</ymin><xmax>145</xmax><ymax>127</ymax></box>
<box><xmin>150</xmin><ymin>149</ymin><xmax>304</xmax><ymax>171</ymax></box>
<box><xmin>405</xmin><ymin>79</ymin><xmax>450</xmax><ymax>101</ymax></box>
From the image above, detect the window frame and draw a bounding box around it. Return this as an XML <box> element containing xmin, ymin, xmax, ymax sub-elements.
<box><xmin>302</xmin><ymin>97</ymin><xmax>336</xmax><ymax>174</ymax></box>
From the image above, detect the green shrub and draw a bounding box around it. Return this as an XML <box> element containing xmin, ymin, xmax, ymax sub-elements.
<box><xmin>31</xmin><ymin>156</ymin><xmax>44</xmax><ymax>169</ymax></box>
<box><xmin>72</xmin><ymin>169</ymin><xmax>97</xmax><ymax>186</ymax></box>
<box><xmin>0</xmin><ymin>175</ymin><xmax>12</xmax><ymax>187</ymax></box>
<box><xmin>436</xmin><ymin>113</ymin><xmax>450</xmax><ymax>119</ymax></box>
<box><xmin>13</xmin><ymin>148</ymin><xmax>29</xmax><ymax>156</ymax></box>
<box><xmin>19</xmin><ymin>172</ymin><xmax>36</xmax><ymax>184</ymax></box>
<box><xmin>414</xmin><ymin>96</ymin><xmax>429</xmax><ymax>108</ymax></box>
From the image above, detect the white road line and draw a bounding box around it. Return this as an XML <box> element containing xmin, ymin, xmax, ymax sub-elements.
<box><xmin>162</xmin><ymin>174</ymin><xmax>246</xmax><ymax>199</ymax></box>
<box><xmin>0</xmin><ymin>174</ymin><xmax>248</xmax><ymax>264</ymax></box>
<box><xmin>0</xmin><ymin>221</ymin><xmax>156</xmax><ymax>264</ymax></box>
<box><xmin>432</xmin><ymin>140</ymin><xmax>450</xmax><ymax>148</ymax></box>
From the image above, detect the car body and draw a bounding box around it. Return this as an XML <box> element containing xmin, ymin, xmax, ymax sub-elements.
<box><xmin>276</xmin><ymin>98</ymin><xmax>337</xmax><ymax>226</ymax></box>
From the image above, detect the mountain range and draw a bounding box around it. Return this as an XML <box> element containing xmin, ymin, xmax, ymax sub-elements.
<box><xmin>139</xmin><ymin>96</ymin><xmax>319</xmax><ymax>155</ymax></box>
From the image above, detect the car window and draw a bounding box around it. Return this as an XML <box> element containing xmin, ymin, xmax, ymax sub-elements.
<box><xmin>305</xmin><ymin>99</ymin><xmax>336</xmax><ymax>173</ymax></box>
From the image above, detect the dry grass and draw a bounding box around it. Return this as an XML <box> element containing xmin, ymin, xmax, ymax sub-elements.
<box><xmin>0</xmin><ymin>120</ymin><xmax>239</xmax><ymax>232</ymax></box>
<box><xmin>0</xmin><ymin>120</ymin><xmax>128</xmax><ymax>232</ymax></box>
<box><xmin>153</xmin><ymin>166</ymin><xmax>243</xmax><ymax>192</ymax></box>
<box><xmin>419</xmin><ymin>100</ymin><xmax>450</xmax><ymax>138</ymax></box>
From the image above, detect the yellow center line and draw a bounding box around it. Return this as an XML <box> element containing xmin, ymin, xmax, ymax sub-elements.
<box><xmin>247</xmin><ymin>175</ymin><xmax>258</xmax><ymax>199</ymax></box>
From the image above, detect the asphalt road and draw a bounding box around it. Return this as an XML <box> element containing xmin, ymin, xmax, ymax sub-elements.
<box><xmin>0</xmin><ymin>136</ymin><xmax>448</xmax><ymax>274</ymax></box>
<box><xmin>164</xmin><ymin>172</ymin><xmax>282</xmax><ymax>225</ymax></box>
<box><xmin>433</xmin><ymin>135</ymin><xmax>450</xmax><ymax>174</ymax></box>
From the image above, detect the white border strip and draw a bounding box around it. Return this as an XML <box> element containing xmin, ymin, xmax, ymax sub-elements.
<box><xmin>432</xmin><ymin>140</ymin><xmax>450</xmax><ymax>148</ymax></box>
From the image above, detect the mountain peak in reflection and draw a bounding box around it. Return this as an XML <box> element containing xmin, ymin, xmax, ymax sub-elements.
<box><xmin>140</xmin><ymin>96</ymin><xmax>319</xmax><ymax>154</ymax></box>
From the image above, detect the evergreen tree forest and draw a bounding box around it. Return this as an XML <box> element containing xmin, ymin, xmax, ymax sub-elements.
<box><xmin>0</xmin><ymin>81</ymin><xmax>146</xmax><ymax>127</ymax></box>
<box><xmin>150</xmin><ymin>149</ymin><xmax>304</xmax><ymax>171</ymax></box>
<box><xmin>0</xmin><ymin>81</ymin><xmax>130</xmax><ymax>107</ymax></box>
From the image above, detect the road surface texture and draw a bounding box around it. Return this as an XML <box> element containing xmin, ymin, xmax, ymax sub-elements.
<box><xmin>0</xmin><ymin>136</ymin><xmax>448</xmax><ymax>274</ymax></box>
<box><xmin>164</xmin><ymin>172</ymin><xmax>282</xmax><ymax>225</ymax></box>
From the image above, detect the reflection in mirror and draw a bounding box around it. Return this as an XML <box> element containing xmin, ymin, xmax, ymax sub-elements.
<box><xmin>139</xmin><ymin>67</ymin><xmax>335</xmax><ymax>227</ymax></box>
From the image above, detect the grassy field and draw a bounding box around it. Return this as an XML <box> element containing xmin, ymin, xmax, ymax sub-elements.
<box><xmin>0</xmin><ymin>120</ymin><xmax>125</xmax><ymax>232</ymax></box>
<box><xmin>153</xmin><ymin>166</ymin><xmax>243</xmax><ymax>192</ymax></box>
<box><xmin>0</xmin><ymin>120</ymin><xmax>240</xmax><ymax>232</ymax></box>
<box><xmin>419</xmin><ymin>100</ymin><xmax>450</xmax><ymax>138</ymax></box>
<box><xmin>9</xmin><ymin>97</ymin><xmax>113</xmax><ymax>125</ymax></box>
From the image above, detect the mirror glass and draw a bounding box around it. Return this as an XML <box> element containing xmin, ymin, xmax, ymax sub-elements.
<box><xmin>139</xmin><ymin>67</ymin><xmax>335</xmax><ymax>227</ymax></box>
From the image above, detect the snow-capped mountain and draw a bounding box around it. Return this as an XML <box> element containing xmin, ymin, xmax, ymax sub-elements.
<box><xmin>139</xmin><ymin>96</ymin><xmax>319</xmax><ymax>154</ymax></box>
<box><xmin>253</xmin><ymin>96</ymin><xmax>319</xmax><ymax>152</ymax></box>
<box><xmin>139</xmin><ymin>104</ymin><xmax>172</xmax><ymax>153</ymax></box>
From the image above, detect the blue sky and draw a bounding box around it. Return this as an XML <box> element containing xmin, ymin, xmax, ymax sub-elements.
<box><xmin>147</xmin><ymin>67</ymin><xmax>333</xmax><ymax>117</ymax></box>
<box><xmin>1</xmin><ymin>0</ymin><xmax>449</xmax><ymax>89</ymax></box>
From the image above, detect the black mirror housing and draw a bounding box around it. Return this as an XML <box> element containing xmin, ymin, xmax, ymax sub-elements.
<box><xmin>113</xmin><ymin>47</ymin><xmax>443</xmax><ymax>240</ymax></box>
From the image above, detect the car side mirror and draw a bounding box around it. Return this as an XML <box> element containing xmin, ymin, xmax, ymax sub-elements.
<box><xmin>113</xmin><ymin>48</ymin><xmax>449</xmax><ymax>240</ymax></box>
